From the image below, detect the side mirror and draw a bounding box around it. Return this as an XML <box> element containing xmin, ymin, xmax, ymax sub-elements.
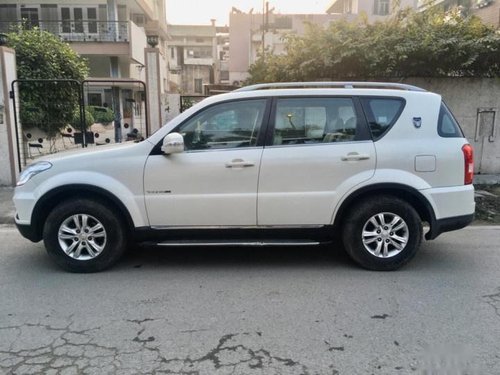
<box><xmin>161</xmin><ymin>132</ymin><xmax>184</xmax><ymax>154</ymax></box>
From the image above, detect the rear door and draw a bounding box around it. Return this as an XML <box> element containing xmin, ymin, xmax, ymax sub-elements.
<box><xmin>257</xmin><ymin>96</ymin><xmax>376</xmax><ymax>225</ymax></box>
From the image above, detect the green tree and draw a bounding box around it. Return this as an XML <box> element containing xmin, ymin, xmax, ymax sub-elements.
<box><xmin>247</xmin><ymin>8</ymin><xmax>500</xmax><ymax>83</ymax></box>
<box><xmin>7</xmin><ymin>26</ymin><xmax>89</xmax><ymax>138</ymax></box>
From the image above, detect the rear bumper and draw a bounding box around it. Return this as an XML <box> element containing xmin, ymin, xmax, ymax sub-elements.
<box><xmin>15</xmin><ymin>222</ymin><xmax>42</xmax><ymax>243</ymax></box>
<box><xmin>425</xmin><ymin>213</ymin><xmax>474</xmax><ymax>240</ymax></box>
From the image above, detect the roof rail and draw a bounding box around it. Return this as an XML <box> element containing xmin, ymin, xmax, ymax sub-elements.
<box><xmin>235</xmin><ymin>81</ymin><xmax>426</xmax><ymax>92</ymax></box>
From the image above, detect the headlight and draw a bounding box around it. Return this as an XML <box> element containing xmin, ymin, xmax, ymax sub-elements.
<box><xmin>16</xmin><ymin>161</ymin><xmax>52</xmax><ymax>186</ymax></box>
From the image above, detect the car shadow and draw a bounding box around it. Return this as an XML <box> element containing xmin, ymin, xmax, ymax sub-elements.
<box><xmin>117</xmin><ymin>242</ymin><xmax>357</xmax><ymax>271</ymax></box>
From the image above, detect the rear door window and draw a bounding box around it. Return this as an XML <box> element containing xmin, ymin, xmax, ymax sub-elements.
<box><xmin>360</xmin><ymin>97</ymin><xmax>405</xmax><ymax>140</ymax></box>
<box><xmin>271</xmin><ymin>97</ymin><xmax>367</xmax><ymax>145</ymax></box>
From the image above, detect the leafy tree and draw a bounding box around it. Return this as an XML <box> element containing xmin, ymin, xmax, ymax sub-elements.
<box><xmin>247</xmin><ymin>8</ymin><xmax>500</xmax><ymax>83</ymax></box>
<box><xmin>7</xmin><ymin>26</ymin><xmax>89</xmax><ymax>138</ymax></box>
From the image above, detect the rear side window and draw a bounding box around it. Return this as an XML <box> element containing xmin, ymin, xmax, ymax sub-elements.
<box><xmin>438</xmin><ymin>102</ymin><xmax>463</xmax><ymax>138</ymax></box>
<box><xmin>272</xmin><ymin>97</ymin><xmax>362</xmax><ymax>145</ymax></box>
<box><xmin>360</xmin><ymin>98</ymin><xmax>405</xmax><ymax>140</ymax></box>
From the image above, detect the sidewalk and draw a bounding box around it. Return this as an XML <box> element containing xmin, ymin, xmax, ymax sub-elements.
<box><xmin>1</xmin><ymin>174</ymin><xmax>499</xmax><ymax>225</ymax></box>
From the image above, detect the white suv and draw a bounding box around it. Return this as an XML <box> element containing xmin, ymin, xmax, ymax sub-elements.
<box><xmin>13</xmin><ymin>82</ymin><xmax>475</xmax><ymax>272</ymax></box>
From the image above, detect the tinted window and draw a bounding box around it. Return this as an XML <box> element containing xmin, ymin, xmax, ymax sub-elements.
<box><xmin>177</xmin><ymin>99</ymin><xmax>266</xmax><ymax>151</ymax></box>
<box><xmin>361</xmin><ymin>98</ymin><xmax>405</xmax><ymax>139</ymax></box>
<box><xmin>438</xmin><ymin>103</ymin><xmax>463</xmax><ymax>138</ymax></box>
<box><xmin>273</xmin><ymin>98</ymin><xmax>359</xmax><ymax>145</ymax></box>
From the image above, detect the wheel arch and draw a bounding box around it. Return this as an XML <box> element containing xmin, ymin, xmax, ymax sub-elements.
<box><xmin>30</xmin><ymin>184</ymin><xmax>135</xmax><ymax>242</ymax></box>
<box><xmin>333</xmin><ymin>183</ymin><xmax>436</xmax><ymax>233</ymax></box>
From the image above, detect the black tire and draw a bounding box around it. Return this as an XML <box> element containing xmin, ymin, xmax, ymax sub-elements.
<box><xmin>43</xmin><ymin>198</ymin><xmax>127</xmax><ymax>273</ymax></box>
<box><xmin>342</xmin><ymin>195</ymin><xmax>422</xmax><ymax>271</ymax></box>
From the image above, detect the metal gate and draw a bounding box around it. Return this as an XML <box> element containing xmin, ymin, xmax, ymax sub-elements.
<box><xmin>11</xmin><ymin>78</ymin><xmax>148</xmax><ymax>171</ymax></box>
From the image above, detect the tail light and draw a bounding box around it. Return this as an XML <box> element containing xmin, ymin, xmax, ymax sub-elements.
<box><xmin>462</xmin><ymin>144</ymin><xmax>474</xmax><ymax>185</ymax></box>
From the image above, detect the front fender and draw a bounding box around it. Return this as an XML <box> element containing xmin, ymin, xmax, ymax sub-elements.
<box><xmin>16</xmin><ymin>171</ymin><xmax>148</xmax><ymax>228</ymax></box>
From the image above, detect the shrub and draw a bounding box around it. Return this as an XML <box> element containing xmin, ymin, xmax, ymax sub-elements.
<box><xmin>88</xmin><ymin>106</ymin><xmax>114</xmax><ymax>124</ymax></box>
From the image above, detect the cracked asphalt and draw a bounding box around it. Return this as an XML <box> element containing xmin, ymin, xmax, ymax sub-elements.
<box><xmin>1</xmin><ymin>225</ymin><xmax>500</xmax><ymax>374</ymax></box>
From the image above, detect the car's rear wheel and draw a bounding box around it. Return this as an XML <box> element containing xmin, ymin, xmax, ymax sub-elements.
<box><xmin>43</xmin><ymin>199</ymin><xmax>126</xmax><ymax>272</ymax></box>
<box><xmin>342</xmin><ymin>195</ymin><xmax>422</xmax><ymax>271</ymax></box>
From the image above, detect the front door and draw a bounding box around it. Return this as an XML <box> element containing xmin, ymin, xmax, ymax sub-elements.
<box><xmin>144</xmin><ymin>98</ymin><xmax>269</xmax><ymax>227</ymax></box>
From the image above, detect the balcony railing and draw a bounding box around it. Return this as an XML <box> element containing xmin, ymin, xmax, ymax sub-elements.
<box><xmin>0</xmin><ymin>20</ymin><xmax>129</xmax><ymax>43</ymax></box>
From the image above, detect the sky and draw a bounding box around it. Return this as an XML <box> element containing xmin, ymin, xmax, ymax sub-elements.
<box><xmin>166</xmin><ymin>0</ymin><xmax>332</xmax><ymax>26</ymax></box>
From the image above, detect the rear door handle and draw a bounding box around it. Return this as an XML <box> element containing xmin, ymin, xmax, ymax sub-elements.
<box><xmin>225</xmin><ymin>159</ymin><xmax>255</xmax><ymax>168</ymax></box>
<box><xmin>341</xmin><ymin>153</ymin><xmax>370</xmax><ymax>161</ymax></box>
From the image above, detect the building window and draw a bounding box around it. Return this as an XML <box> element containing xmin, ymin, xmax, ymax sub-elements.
<box><xmin>20</xmin><ymin>7</ymin><xmax>40</xmax><ymax>29</ymax></box>
<box><xmin>344</xmin><ymin>0</ymin><xmax>353</xmax><ymax>14</ymax></box>
<box><xmin>187</xmin><ymin>47</ymin><xmax>213</xmax><ymax>59</ymax></box>
<box><xmin>87</xmin><ymin>93</ymin><xmax>103</xmax><ymax>106</ymax></box>
<box><xmin>374</xmin><ymin>0</ymin><xmax>390</xmax><ymax>15</ymax></box>
<box><xmin>87</xmin><ymin>8</ymin><xmax>97</xmax><ymax>33</ymax></box>
<box><xmin>171</xmin><ymin>47</ymin><xmax>175</xmax><ymax>59</ymax></box>
<box><xmin>194</xmin><ymin>79</ymin><xmax>203</xmax><ymax>94</ymax></box>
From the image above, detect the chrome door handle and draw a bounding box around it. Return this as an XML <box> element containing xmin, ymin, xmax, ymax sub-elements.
<box><xmin>225</xmin><ymin>159</ymin><xmax>255</xmax><ymax>168</ymax></box>
<box><xmin>341</xmin><ymin>153</ymin><xmax>370</xmax><ymax>161</ymax></box>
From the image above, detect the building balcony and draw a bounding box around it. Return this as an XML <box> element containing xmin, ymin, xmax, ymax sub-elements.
<box><xmin>0</xmin><ymin>20</ymin><xmax>129</xmax><ymax>43</ymax></box>
<box><xmin>184</xmin><ymin>57</ymin><xmax>214</xmax><ymax>66</ymax></box>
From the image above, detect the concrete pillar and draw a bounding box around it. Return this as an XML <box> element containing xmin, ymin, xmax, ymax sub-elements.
<box><xmin>0</xmin><ymin>46</ymin><xmax>19</xmax><ymax>186</ymax></box>
<box><xmin>145</xmin><ymin>48</ymin><xmax>162</xmax><ymax>135</ymax></box>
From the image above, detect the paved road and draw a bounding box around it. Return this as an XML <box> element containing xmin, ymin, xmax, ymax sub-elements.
<box><xmin>0</xmin><ymin>225</ymin><xmax>499</xmax><ymax>375</ymax></box>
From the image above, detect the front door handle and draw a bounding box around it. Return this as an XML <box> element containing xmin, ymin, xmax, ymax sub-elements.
<box><xmin>341</xmin><ymin>153</ymin><xmax>370</xmax><ymax>161</ymax></box>
<box><xmin>225</xmin><ymin>158</ymin><xmax>255</xmax><ymax>168</ymax></box>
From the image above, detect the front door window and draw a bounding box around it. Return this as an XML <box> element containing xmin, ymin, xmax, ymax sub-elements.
<box><xmin>176</xmin><ymin>99</ymin><xmax>267</xmax><ymax>151</ymax></box>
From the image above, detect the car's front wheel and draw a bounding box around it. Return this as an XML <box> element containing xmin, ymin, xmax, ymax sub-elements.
<box><xmin>342</xmin><ymin>195</ymin><xmax>422</xmax><ymax>271</ymax></box>
<box><xmin>43</xmin><ymin>198</ymin><xmax>126</xmax><ymax>272</ymax></box>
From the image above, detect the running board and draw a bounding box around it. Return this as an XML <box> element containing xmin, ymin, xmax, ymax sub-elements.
<box><xmin>154</xmin><ymin>240</ymin><xmax>321</xmax><ymax>247</ymax></box>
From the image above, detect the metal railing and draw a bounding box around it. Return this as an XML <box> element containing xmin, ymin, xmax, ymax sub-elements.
<box><xmin>0</xmin><ymin>20</ymin><xmax>129</xmax><ymax>43</ymax></box>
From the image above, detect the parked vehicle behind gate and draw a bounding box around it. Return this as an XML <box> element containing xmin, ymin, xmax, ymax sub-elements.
<box><xmin>13</xmin><ymin>82</ymin><xmax>475</xmax><ymax>272</ymax></box>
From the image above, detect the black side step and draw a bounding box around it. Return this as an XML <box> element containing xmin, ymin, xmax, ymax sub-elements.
<box><xmin>152</xmin><ymin>240</ymin><xmax>323</xmax><ymax>247</ymax></box>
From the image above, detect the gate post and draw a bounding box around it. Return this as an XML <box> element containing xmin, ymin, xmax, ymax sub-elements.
<box><xmin>0</xmin><ymin>45</ymin><xmax>19</xmax><ymax>186</ymax></box>
<box><xmin>145</xmin><ymin>47</ymin><xmax>162</xmax><ymax>135</ymax></box>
